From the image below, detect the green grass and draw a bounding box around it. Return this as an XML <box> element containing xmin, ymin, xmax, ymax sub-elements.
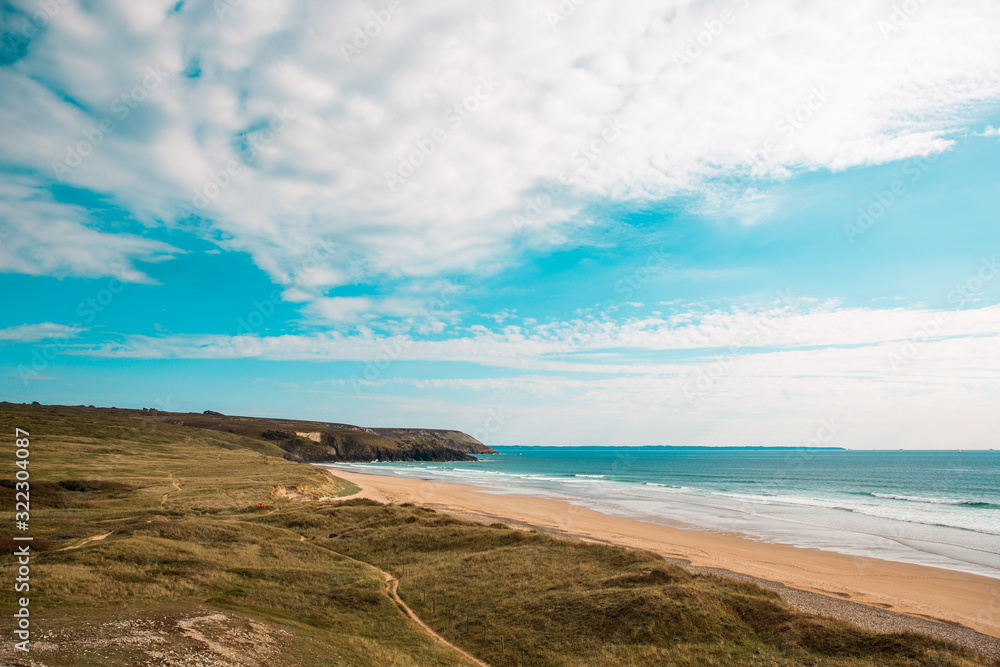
<box><xmin>260</xmin><ymin>501</ymin><xmax>996</xmax><ymax>667</ymax></box>
<box><xmin>0</xmin><ymin>404</ymin><xmax>460</xmax><ymax>666</ymax></box>
<box><xmin>1</xmin><ymin>403</ymin><xmax>996</xmax><ymax>666</ymax></box>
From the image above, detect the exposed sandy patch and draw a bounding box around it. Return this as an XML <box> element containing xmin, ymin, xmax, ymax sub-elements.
<box><xmin>56</xmin><ymin>531</ymin><xmax>112</xmax><ymax>551</ymax></box>
<box><xmin>176</xmin><ymin>614</ymin><xmax>251</xmax><ymax>664</ymax></box>
<box><xmin>0</xmin><ymin>607</ymin><xmax>289</xmax><ymax>666</ymax></box>
<box><xmin>296</xmin><ymin>431</ymin><xmax>322</xmax><ymax>442</ymax></box>
<box><xmin>272</xmin><ymin>485</ymin><xmax>313</xmax><ymax>501</ymax></box>
<box><xmin>160</xmin><ymin>471</ymin><xmax>182</xmax><ymax>506</ymax></box>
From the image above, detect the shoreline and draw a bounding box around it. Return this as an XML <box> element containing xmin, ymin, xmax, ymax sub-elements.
<box><xmin>324</xmin><ymin>454</ymin><xmax>1000</xmax><ymax>582</ymax></box>
<box><xmin>324</xmin><ymin>466</ymin><xmax>1000</xmax><ymax>650</ymax></box>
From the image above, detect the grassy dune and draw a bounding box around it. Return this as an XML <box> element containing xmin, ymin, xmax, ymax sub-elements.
<box><xmin>0</xmin><ymin>404</ymin><xmax>464</xmax><ymax>666</ymax></box>
<box><xmin>1</xmin><ymin>403</ymin><xmax>996</xmax><ymax>666</ymax></box>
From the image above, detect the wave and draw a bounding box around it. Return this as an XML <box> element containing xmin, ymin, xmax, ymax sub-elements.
<box><xmin>871</xmin><ymin>493</ymin><xmax>999</xmax><ymax>508</ymax></box>
<box><xmin>848</xmin><ymin>506</ymin><xmax>1000</xmax><ymax>537</ymax></box>
<box><xmin>331</xmin><ymin>464</ymin><xmax>1000</xmax><ymax>538</ymax></box>
<box><xmin>643</xmin><ymin>483</ymin><xmax>695</xmax><ymax>493</ymax></box>
<box><xmin>711</xmin><ymin>491</ymin><xmax>852</xmax><ymax>511</ymax></box>
<box><xmin>703</xmin><ymin>492</ymin><xmax>1000</xmax><ymax>536</ymax></box>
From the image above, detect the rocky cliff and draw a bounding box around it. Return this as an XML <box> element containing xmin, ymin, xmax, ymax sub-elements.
<box><xmin>370</xmin><ymin>427</ymin><xmax>496</xmax><ymax>454</ymax></box>
<box><xmin>135</xmin><ymin>410</ymin><xmax>497</xmax><ymax>462</ymax></box>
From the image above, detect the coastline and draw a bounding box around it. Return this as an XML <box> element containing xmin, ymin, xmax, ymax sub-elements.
<box><xmin>325</xmin><ymin>466</ymin><xmax>1000</xmax><ymax>646</ymax></box>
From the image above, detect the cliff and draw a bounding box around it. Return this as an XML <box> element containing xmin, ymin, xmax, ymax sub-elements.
<box><xmin>370</xmin><ymin>427</ymin><xmax>496</xmax><ymax>455</ymax></box>
<box><xmin>132</xmin><ymin>409</ymin><xmax>497</xmax><ymax>462</ymax></box>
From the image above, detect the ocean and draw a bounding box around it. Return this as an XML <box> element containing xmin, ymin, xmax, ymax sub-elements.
<box><xmin>321</xmin><ymin>447</ymin><xmax>1000</xmax><ymax>579</ymax></box>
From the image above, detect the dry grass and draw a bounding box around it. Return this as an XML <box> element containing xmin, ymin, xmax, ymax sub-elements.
<box><xmin>0</xmin><ymin>403</ymin><xmax>467</xmax><ymax>666</ymax></box>
<box><xmin>1</xmin><ymin>402</ymin><xmax>996</xmax><ymax>667</ymax></box>
<box><xmin>263</xmin><ymin>500</ymin><xmax>996</xmax><ymax>667</ymax></box>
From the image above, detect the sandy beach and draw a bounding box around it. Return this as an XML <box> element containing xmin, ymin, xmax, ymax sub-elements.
<box><xmin>327</xmin><ymin>467</ymin><xmax>1000</xmax><ymax>648</ymax></box>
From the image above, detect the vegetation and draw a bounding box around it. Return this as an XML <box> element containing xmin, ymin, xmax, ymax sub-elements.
<box><xmin>134</xmin><ymin>407</ymin><xmax>496</xmax><ymax>462</ymax></box>
<box><xmin>1</xmin><ymin>402</ymin><xmax>995</xmax><ymax>666</ymax></box>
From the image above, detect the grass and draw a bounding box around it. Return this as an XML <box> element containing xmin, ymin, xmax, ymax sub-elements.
<box><xmin>0</xmin><ymin>404</ymin><xmax>459</xmax><ymax>666</ymax></box>
<box><xmin>1</xmin><ymin>402</ymin><xmax>996</xmax><ymax>666</ymax></box>
<box><xmin>261</xmin><ymin>501</ymin><xmax>996</xmax><ymax>666</ymax></box>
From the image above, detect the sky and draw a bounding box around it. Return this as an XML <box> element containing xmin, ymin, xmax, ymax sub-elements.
<box><xmin>1</xmin><ymin>0</ymin><xmax>1000</xmax><ymax>448</ymax></box>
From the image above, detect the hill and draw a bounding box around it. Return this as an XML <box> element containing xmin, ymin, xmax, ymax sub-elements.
<box><xmin>1</xmin><ymin>402</ymin><xmax>996</xmax><ymax>666</ymax></box>
<box><xmin>369</xmin><ymin>426</ymin><xmax>496</xmax><ymax>455</ymax></box>
<box><xmin>40</xmin><ymin>404</ymin><xmax>497</xmax><ymax>462</ymax></box>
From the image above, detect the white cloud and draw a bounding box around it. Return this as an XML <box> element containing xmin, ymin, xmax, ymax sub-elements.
<box><xmin>321</xmin><ymin>329</ymin><xmax>1000</xmax><ymax>448</ymax></box>
<box><xmin>315</xmin><ymin>331</ymin><xmax>1000</xmax><ymax>448</ymax></box>
<box><xmin>307</xmin><ymin>297</ymin><xmax>374</xmax><ymax>324</ymax></box>
<box><xmin>0</xmin><ymin>322</ymin><xmax>87</xmax><ymax>343</ymax></box>
<box><xmin>0</xmin><ymin>177</ymin><xmax>181</xmax><ymax>282</ymax></box>
<box><xmin>77</xmin><ymin>301</ymin><xmax>1000</xmax><ymax>366</ymax></box>
<box><xmin>1</xmin><ymin>0</ymin><xmax>999</xmax><ymax>304</ymax></box>
<box><xmin>59</xmin><ymin>300</ymin><xmax>1000</xmax><ymax>447</ymax></box>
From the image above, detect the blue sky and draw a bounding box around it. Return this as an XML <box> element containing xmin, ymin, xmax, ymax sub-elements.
<box><xmin>2</xmin><ymin>0</ymin><xmax>1000</xmax><ymax>447</ymax></box>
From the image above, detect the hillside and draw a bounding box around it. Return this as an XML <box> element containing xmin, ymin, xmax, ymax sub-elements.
<box><xmin>1</xmin><ymin>401</ymin><xmax>995</xmax><ymax>666</ymax></box>
<box><xmin>370</xmin><ymin>427</ymin><xmax>497</xmax><ymax>455</ymax></box>
<box><xmin>44</xmin><ymin>404</ymin><xmax>497</xmax><ymax>462</ymax></box>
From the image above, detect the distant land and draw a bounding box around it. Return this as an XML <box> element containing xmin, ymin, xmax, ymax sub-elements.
<box><xmin>497</xmin><ymin>444</ymin><xmax>848</xmax><ymax>450</ymax></box>
<box><xmin>4</xmin><ymin>402</ymin><xmax>497</xmax><ymax>462</ymax></box>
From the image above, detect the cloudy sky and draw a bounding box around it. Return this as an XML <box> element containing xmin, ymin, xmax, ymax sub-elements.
<box><xmin>2</xmin><ymin>0</ymin><xmax>1000</xmax><ymax>448</ymax></box>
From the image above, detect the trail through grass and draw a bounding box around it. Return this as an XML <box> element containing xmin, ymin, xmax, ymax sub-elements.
<box><xmin>1</xmin><ymin>403</ymin><xmax>996</xmax><ymax>666</ymax></box>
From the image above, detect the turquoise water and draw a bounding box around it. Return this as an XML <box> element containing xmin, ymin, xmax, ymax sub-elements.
<box><xmin>321</xmin><ymin>447</ymin><xmax>1000</xmax><ymax>578</ymax></box>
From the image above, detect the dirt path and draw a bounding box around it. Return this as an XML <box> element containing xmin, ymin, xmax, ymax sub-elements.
<box><xmin>160</xmin><ymin>472</ymin><xmax>182</xmax><ymax>506</ymax></box>
<box><xmin>57</xmin><ymin>531</ymin><xmax>112</xmax><ymax>551</ymax></box>
<box><xmin>267</xmin><ymin>490</ymin><xmax>486</xmax><ymax>664</ymax></box>
<box><xmin>325</xmin><ymin>546</ymin><xmax>490</xmax><ymax>667</ymax></box>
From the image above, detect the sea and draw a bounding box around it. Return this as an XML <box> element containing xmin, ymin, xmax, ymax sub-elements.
<box><xmin>320</xmin><ymin>447</ymin><xmax>1000</xmax><ymax>579</ymax></box>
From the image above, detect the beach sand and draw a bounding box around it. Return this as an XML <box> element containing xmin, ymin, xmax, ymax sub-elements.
<box><xmin>326</xmin><ymin>467</ymin><xmax>1000</xmax><ymax>654</ymax></box>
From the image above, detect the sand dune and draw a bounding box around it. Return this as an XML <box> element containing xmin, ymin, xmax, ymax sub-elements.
<box><xmin>328</xmin><ymin>468</ymin><xmax>1000</xmax><ymax>645</ymax></box>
